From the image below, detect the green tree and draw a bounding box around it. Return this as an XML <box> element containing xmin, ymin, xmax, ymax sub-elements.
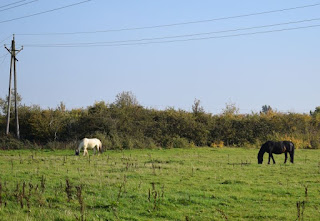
<box><xmin>0</xmin><ymin>92</ymin><xmax>22</xmax><ymax>115</ymax></box>
<box><xmin>222</xmin><ymin>102</ymin><xmax>239</xmax><ymax>116</ymax></box>
<box><xmin>310</xmin><ymin>106</ymin><xmax>320</xmax><ymax>117</ymax></box>
<box><xmin>192</xmin><ymin>99</ymin><xmax>204</xmax><ymax>115</ymax></box>
<box><xmin>261</xmin><ymin>105</ymin><xmax>273</xmax><ymax>114</ymax></box>
<box><xmin>114</xmin><ymin>91</ymin><xmax>139</xmax><ymax>108</ymax></box>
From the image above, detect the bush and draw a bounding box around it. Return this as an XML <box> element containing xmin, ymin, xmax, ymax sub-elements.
<box><xmin>144</xmin><ymin>137</ymin><xmax>158</xmax><ymax>149</ymax></box>
<box><xmin>210</xmin><ymin>141</ymin><xmax>224</xmax><ymax>148</ymax></box>
<box><xmin>161</xmin><ymin>135</ymin><xmax>174</xmax><ymax>148</ymax></box>
<box><xmin>0</xmin><ymin>136</ymin><xmax>26</xmax><ymax>149</ymax></box>
<box><xmin>172</xmin><ymin>137</ymin><xmax>190</xmax><ymax>148</ymax></box>
<box><xmin>122</xmin><ymin>137</ymin><xmax>134</xmax><ymax>149</ymax></box>
<box><xmin>310</xmin><ymin>137</ymin><xmax>320</xmax><ymax>149</ymax></box>
<box><xmin>2</xmin><ymin>95</ymin><xmax>320</xmax><ymax>150</ymax></box>
<box><xmin>109</xmin><ymin>133</ymin><xmax>123</xmax><ymax>150</ymax></box>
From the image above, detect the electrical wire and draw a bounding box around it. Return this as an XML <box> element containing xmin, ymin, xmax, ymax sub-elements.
<box><xmin>0</xmin><ymin>53</ymin><xmax>8</xmax><ymax>59</ymax></box>
<box><xmin>22</xmin><ymin>23</ymin><xmax>320</xmax><ymax>48</ymax></box>
<box><xmin>0</xmin><ymin>54</ymin><xmax>9</xmax><ymax>65</ymax></box>
<box><xmin>0</xmin><ymin>0</ymin><xmax>38</xmax><ymax>13</ymax></box>
<box><xmin>22</xmin><ymin>17</ymin><xmax>320</xmax><ymax>47</ymax></box>
<box><xmin>0</xmin><ymin>0</ymin><xmax>91</xmax><ymax>24</ymax></box>
<box><xmin>0</xmin><ymin>0</ymin><xmax>27</xmax><ymax>9</ymax></box>
<box><xmin>108</xmin><ymin>24</ymin><xmax>320</xmax><ymax>47</ymax></box>
<box><xmin>0</xmin><ymin>35</ymin><xmax>12</xmax><ymax>44</ymax></box>
<box><xmin>16</xmin><ymin>2</ymin><xmax>320</xmax><ymax>36</ymax></box>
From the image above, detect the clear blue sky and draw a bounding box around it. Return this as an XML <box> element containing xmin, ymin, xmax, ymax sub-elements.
<box><xmin>0</xmin><ymin>0</ymin><xmax>319</xmax><ymax>114</ymax></box>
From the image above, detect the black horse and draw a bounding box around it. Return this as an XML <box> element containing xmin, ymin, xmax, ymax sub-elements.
<box><xmin>257</xmin><ymin>141</ymin><xmax>294</xmax><ymax>164</ymax></box>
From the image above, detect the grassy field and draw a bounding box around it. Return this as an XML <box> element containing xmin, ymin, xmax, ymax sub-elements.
<box><xmin>0</xmin><ymin>147</ymin><xmax>319</xmax><ymax>221</ymax></box>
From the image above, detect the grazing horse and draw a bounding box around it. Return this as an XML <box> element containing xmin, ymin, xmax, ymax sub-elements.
<box><xmin>257</xmin><ymin>141</ymin><xmax>294</xmax><ymax>164</ymax></box>
<box><xmin>75</xmin><ymin>138</ymin><xmax>103</xmax><ymax>156</ymax></box>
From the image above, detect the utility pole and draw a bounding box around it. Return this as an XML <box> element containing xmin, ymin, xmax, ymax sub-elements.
<box><xmin>5</xmin><ymin>34</ymin><xmax>23</xmax><ymax>139</ymax></box>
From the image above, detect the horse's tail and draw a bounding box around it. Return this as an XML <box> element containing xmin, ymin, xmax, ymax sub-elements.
<box><xmin>283</xmin><ymin>140</ymin><xmax>295</xmax><ymax>163</ymax></box>
<box><xmin>290</xmin><ymin>142</ymin><xmax>295</xmax><ymax>163</ymax></box>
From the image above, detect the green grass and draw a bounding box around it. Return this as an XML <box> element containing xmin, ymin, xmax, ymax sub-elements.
<box><xmin>0</xmin><ymin>147</ymin><xmax>319</xmax><ymax>220</ymax></box>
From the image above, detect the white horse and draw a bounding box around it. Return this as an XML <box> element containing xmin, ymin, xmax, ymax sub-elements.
<box><xmin>75</xmin><ymin>138</ymin><xmax>103</xmax><ymax>156</ymax></box>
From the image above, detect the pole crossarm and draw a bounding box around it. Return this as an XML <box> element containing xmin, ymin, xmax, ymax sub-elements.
<box><xmin>15</xmin><ymin>46</ymin><xmax>23</xmax><ymax>55</ymax></box>
<box><xmin>4</xmin><ymin>45</ymin><xmax>11</xmax><ymax>53</ymax></box>
<box><xmin>4</xmin><ymin>45</ymin><xmax>23</xmax><ymax>61</ymax></box>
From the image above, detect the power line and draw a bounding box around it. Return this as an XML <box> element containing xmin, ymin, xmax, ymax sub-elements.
<box><xmin>0</xmin><ymin>0</ymin><xmax>27</xmax><ymax>9</ymax></box>
<box><xmin>105</xmin><ymin>24</ymin><xmax>320</xmax><ymax>47</ymax></box>
<box><xmin>22</xmin><ymin>23</ymin><xmax>320</xmax><ymax>48</ymax></box>
<box><xmin>0</xmin><ymin>53</ymin><xmax>8</xmax><ymax>59</ymax></box>
<box><xmin>0</xmin><ymin>0</ymin><xmax>91</xmax><ymax>24</ymax></box>
<box><xmin>0</xmin><ymin>35</ymin><xmax>12</xmax><ymax>44</ymax></box>
<box><xmin>16</xmin><ymin>2</ymin><xmax>320</xmax><ymax>36</ymax></box>
<box><xmin>0</xmin><ymin>0</ymin><xmax>38</xmax><ymax>13</ymax></box>
<box><xmin>22</xmin><ymin>17</ymin><xmax>320</xmax><ymax>47</ymax></box>
<box><xmin>0</xmin><ymin>53</ymin><xmax>9</xmax><ymax>65</ymax></box>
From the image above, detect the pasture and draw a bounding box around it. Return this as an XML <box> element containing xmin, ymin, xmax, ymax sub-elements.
<box><xmin>0</xmin><ymin>147</ymin><xmax>319</xmax><ymax>220</ymax></box>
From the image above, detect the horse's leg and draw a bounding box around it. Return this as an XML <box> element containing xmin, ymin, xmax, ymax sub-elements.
<box><xmin>268</xmin><ymin>153</ymin><xmax>271</xmax><ymax>164</ymax></box>
<box><xmin>289</xmin><ymin>152</ymin><xmax>294</xmax><ymax>163</ymax></box>
<box><xmin>270</xmin><ymin>153</ymin><xmax>276</xmax><ymax>164</ymax></box>
<box><xmin>83</xmin><ymin>147</ymin><xmax>88</xmax><ymax>156</ymax></box>
<box><xmin>94</xmin><ymin>146</ymin><xmax>96</xmax><ymax>155</ymax></box>
<box><xmin>284</xmin><ymin>152</ymin><xmax>288</xmax><ymax>164</ymax></box>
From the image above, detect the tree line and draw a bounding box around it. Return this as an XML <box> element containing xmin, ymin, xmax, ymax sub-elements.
<box><xmin>0</xmin><ymin>91</ymin><xmax>319</xmax><ymax>149</ymax></box>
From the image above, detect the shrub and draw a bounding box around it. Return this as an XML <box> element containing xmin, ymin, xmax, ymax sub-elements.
<box><xmin>122</xmin><ymin>137</ymin><xmax>134</xmax><ymax>149</ymax></box>
<box><xmin>143</xmin><ymin>137</ymin><xmax>158</xmax><ymax>149</ymax></box>
<box><xmin>161</xmin><ymin>135</ymin><xmax>174</xmax><ymax>149</ymax></box>
<box><xmin>310</xmin><ymin>136</ymin><xmax>320</xmax><ymax>149</ymax></box>
<box><xmin>109</xmin><ymin>133</ymin><xmax>122</xmax><ymax>150</ymax></box>
<box><xmin>0</xmin><ymin>136</ymin><xmax>25</xmax><ymax>149</ymax></box>
<box><xmin>210</xmin><ymin>141</ymin><xmax>224</xmax><ymax>148</ymax></box>
<box><xmin>172</xmin><ymin>137</ymin><xmax>190</xmax><ymax>148</ymax></box>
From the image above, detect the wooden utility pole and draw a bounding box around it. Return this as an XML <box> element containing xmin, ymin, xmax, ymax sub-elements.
<box><xmin>5</xmin><ymin>35</ymin><xmax>23</xmax><ymax>139</ymax></box>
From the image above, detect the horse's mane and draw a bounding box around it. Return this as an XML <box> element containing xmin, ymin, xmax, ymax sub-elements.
<box><xmin>258</xmin><ymin>141</ymin><xmax>270</xmax><ymax>155</ymax></box>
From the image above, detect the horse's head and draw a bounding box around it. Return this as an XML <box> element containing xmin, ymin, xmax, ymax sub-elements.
<box><xmin>258</xmin><ymin>155</ymin><xmax>263</xmax><ymax>164</ymax></box>
<box><xmin>257</xmin><ymin>145</ymin><xmax>266</xmax><ymax>164</ymax></box>
<box><xmin>75</xmin><ymin>149</ymin><xmax>80</xmax><ymax>156</ymax></box>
